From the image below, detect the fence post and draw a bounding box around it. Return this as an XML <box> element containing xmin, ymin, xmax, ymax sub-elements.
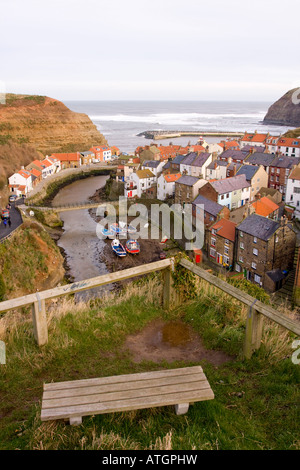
<box><xmin>243</xmin><ymin>302</ymin><xmax>263</xmax><ymax>359</ymax></box>
<box><xmin>32</xmin><ymin>294</ymin><xmax>48</xmax><ymax>347</ymax></box>
<box><xmin>163</xmin><ymin>259</ymin><xmax>177</xmax><ymax>310</ymax></box>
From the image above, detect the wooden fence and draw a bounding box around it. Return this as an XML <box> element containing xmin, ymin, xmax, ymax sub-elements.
<box><xmin>0</xmin><ymin>257</ymin><xmax>299</xmax><ymax>359</ymax></box>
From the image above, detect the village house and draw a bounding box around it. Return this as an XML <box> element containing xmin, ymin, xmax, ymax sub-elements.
<box><xmin>157</xmin><ymin>173</ymin><xmax>181</xmax><ymax>201</ymax></box>
<box><xmin>226</xmin><ymin>161</ymin><xmax>242</xmax><ymax>178</ymax></box>
<box><xmin>110</xmin><ymin>146</ymin><xmax>120</xmax><ymax>158</ymax></box>
<box><xmin>198</xmin><ymin>174</ymin><xmax>251</xmax><ymax>210</ymax></box>
<box><xmin>29</xmin><ymin>168</ymin><xmax>42</xmax><ymax>187</ymax></box>
<box><xmin>207</xmin><ymin>142</ymin><xmax>224</xmax><ymax>157</ymax></box>
<box><xmin>141</xmin><ymin>160</ymin><xmax>165</xmax><ymax>177</ymax></box>
<box><xmin>180</xmin><ymin>152</ymin><xmax>212</xmax><ymax>178</ymax></box>
<box><xmin>45</xmin><ymin>155</ymin><xmax>61</xmax><ymax>173</ymax></box>
<box><xmin>116</xmin><ymin>164</ymin><xmax>136</xmax><ymax>183</ymax></box>
<box><xmin>217</xmin><ymin>140</ymin><xmax>240</xmax><ymax>152</ymax></box>
<box><xmin>218</xmin><ymin>149</ymin><xmax>249</xmax><ymax>164</ymax></box>
<box><xmin>265</xmin><ymin>135</ymin><xmax>280</xmax><ymax>154</ymax></box>
<box><xmin>285</xmin><ymin>165</ymin><xmax>300</xmax><ymax>218</ymax></box>
<box><xmin>192</xmin><ymin>194</ymin><xmax>230</xmax><ymax>228</ymax></box>
<box><xmin>51</xmin><ymin>152</ymin><xmax>82</xmax><ymax>169</ymax></box>
<box><xmin>89</xmin><ymin>146</ymin><xmax>112</xmax><ymax>163</ymax></box>
<box><xmin>236</xmin><ymin>164</ymin><xmax>269</xmax><ymax>201</ymax></box>
<box><xmin>205</xmin><ymin>160</ymin><xmax>228</xmax><ymax>181</ymax></box>
<box><xmin>235</xmin><ymin>213</ymin><xmax>296</xmax><ymax>292</ymax></box>
<box><xmin>244</xmin><ymin>152</ymin><xmax>276</xmax><ymax>176</ymax></box>
<box><xmin>207</xmin><ymin>218</ymin><xmax>237</xmax><ymax>268</ymax></box>
<box><xmin>174</xmin><ymin>175</ymin><xmax>206</xmax><ymax>206</ymax></box>
<box><xmin>258</xmin><ymin>187</ymin><xmax>283</xmax><ymax>205</ymax></box>
<box><xmin>8</xmin><ymin>169</ymin><xmax>33</xmax><ymax>196</ymax></box>
<box><xmin>251</xmin><ymin>196</ymin><xmax>280</xmax><ymax>220</ymax></box>
<box><xmin>26</xmin><ymin>160</ymin><xmax>50</xmax><ymax>179</ymax></box>
<box><xmin>169</xmin><ymin>154</ymin><xmax>186</xmax><ymax>173</ymax></box>
<box><xmin>274</xmin><ymin>136</ymin><xmax>300</xmax><ymax>158</ymax></box>
<box><xmin>80</xmin><ymin>150</ymin><xmax>95</xmax><ymax>164</ymax></box>
<box><xmin>124</xmin><ymin>169</ymin><xmax>156</xmax><ymax>198</ymax></box>
<box><xmin>138</xmin><ymin>145</ymin><xmax>161</xmax><ymax>162</ymax></box>
<box><xmin>268</xmin><ymin>155</ymin><xmax>300</xmax><ymax>199</ymax></box>
<box><xmin>240</xmin><ymin>132</ymin><xmax>270</xmax><ymax>149</ymax></box>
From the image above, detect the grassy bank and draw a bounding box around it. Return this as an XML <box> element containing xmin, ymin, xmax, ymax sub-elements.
<box><xmin>0</xmin><ymin>274</ymin><xmax>298</xmax><ymax>450</ymax></box>
<box><xmin>0</xmin><ymin>221</ymin><xmax>64</xmax><ymax>300</ymax></box>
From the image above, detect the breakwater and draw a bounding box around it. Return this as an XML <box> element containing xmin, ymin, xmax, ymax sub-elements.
<box><xmin>138</xmin><ymin>130</ymin><xmax>244</xmax><ymax>140</ymax></box>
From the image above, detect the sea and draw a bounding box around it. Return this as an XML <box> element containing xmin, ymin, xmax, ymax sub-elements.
<box><xmin>64</xmin><ymin>100</ymin><xmax>293</xmax><ymax>154</ymax></box>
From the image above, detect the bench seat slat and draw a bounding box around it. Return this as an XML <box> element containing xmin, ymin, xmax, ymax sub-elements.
<box><xmin>43</xmin><ymin>372</ymin><xmax>207</xmax><ymax>400</ymax></box>
<box><xmin>43</xmin><ymin>366</ymin><xmax>203</xmax><ymax>391</ymax></box>
<box><xmin>41</xmin><ymin>388</ymin><xmax>214</xmax><ymax>421</ymax></box>
<box><xmin>42</xmin><ymin>379</ymin><xmax>210</xmax><ymax>410</ymax></box>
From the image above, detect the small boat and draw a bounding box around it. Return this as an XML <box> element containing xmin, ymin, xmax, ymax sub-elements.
<box><xmin>100</xmin><ymin>227</ymin><xmax>115</xmax><ymax>239</ymax></box>
<box><xmin>127</xmin><ymin>224</ymin><xmax>137</xmax><ymax>234</ymax></box>
<box><xmin>111</xmin><ymin>239</ymin><xmax>127</xmax><ymax>257</ymax></box>
<box><xmin>125</xmin><ymin>239</ymin><xmax>140</xmax><ymax>255</ymax></box>
<box><xmin>110</xmin><ymin>223</ymin><xmax>127</xmax><ymax>235</ymax></box>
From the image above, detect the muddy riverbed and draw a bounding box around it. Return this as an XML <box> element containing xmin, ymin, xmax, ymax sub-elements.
<box><xmin>52</xmin><ymin>175</ymin><xmax>169</xmax><ymax>296</ymax></box>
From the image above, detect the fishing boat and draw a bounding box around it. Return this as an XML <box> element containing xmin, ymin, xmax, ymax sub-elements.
<box><xmin>100</xmin><ymin>226</ymin><xmax>115</xmax><ymax>239</ymax></box>
<box><xmin>111</xmin><ymin>239</ymin><xmax>127</xmax><ymax>257</ymax></box>
<box><xmin>125</xmin><ymin>239</ymin><xmax>140</xmax><ymax>255</ymax></box>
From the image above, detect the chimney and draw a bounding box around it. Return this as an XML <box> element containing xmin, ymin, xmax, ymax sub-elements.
<box><xmin>214</xmin><ymin>161</ymin><xmax>217</xmax><ymax>170</ymax></box>
<box><xmin>233</xmin><ymin>164</ymin><xmax>237</xmax><ymax>176</ymax></box>
<box><xmin>228</xmin><ymin>157</ymin><xmax>232</xmax><ymax>164</ymax></box>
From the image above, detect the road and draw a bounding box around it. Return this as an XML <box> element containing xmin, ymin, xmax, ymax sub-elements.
<box><xmin>0</xmin><ymin>199</ymin><xmax>24</xmax><ymax>241</ymax></box>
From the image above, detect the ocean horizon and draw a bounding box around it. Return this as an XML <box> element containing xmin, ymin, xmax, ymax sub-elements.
<box><xmin>64</xmin><ymin>100</ymin><xmax>293</xmax><ymax>153</ymax></box>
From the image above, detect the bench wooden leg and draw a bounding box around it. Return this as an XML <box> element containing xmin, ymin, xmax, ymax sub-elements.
<box><xmin>175</xmin><ymin>403</ymin><xmax>189</xmax><ymax>415</ymax></box>
<box><xmin>69</xmin><ymin>416</ymin><xmax>82</xmax><ymax>426</ymax></box>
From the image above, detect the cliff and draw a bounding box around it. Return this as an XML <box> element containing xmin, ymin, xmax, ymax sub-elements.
<box><xmin>0</xmin><ymin>94</ymin><xmax>107</xmax><ymax>154</ymax></box>
<box><xmin>0</xmin><ymin>93</ymin><xmax>107</xmax><ymax>200</ymax></box>
<box><xmin>263</xmin><ymin>88</ymin><xmax>300</xmax><ymax>127</ymax></box>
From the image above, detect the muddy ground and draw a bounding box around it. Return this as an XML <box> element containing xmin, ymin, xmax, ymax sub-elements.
<box><xmin>122</xmin><ymin>318</ymin><xmax>234</xmax><ymax>366</ymax></box>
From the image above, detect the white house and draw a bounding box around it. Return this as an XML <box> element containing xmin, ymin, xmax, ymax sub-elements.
<box><xmin>286</xmin><ymin>166</ymin><xmax>300</xmax><ymax>217</ymax></box>
<box><xmin>140</xmin><ymin>160</ymin><xmax>165</xmax><ymax>177</ymax></box>
<box><xmin>124</xmin><ymin>169</ymin><xmax>156</xmax><ymax>198</ymax></box>
<box><xmin>205</xmin><ymin>160</ymin><xmax>228</xmax><ymax>180</ymax></box>
<box><xmin>208</xmin><ymin>174</ymin><xmax>251</xmax><ymax>210</ymax></box>
<box><xmin>157</xmin><ymin>173</ymin><xmax>181</xmax><ymax>201</ymax></box>
<box><xmin>8</xmin><ymin>169</ymin><xmax>33</xmax><ymax>195</ymax></box>
<box><xmin>180</xmin><ymin>152</ymin><xmax>212</xmax><ymax>178</ymax></box>
<box><xmin>274</xmin><ymin>137</ymin><xmax>300</xmax><ymax>158</ymax></box>
<box><xmin>45</xmin><ymin>156</ymin><xmax>61</xmax><ymax>173</ymax></box>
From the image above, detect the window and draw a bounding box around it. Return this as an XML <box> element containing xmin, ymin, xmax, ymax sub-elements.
<box><xmin>240</xmin><ymin>232</ymin><xmax>243</xmax><ymax>237</ymax></box>
<box><xmin>240</xmin><ymin>242</ymin><xmax>244</xmax><ymax>250</ymax></box>
<box><xmin>224</xmin><ymin>246</ymin><xmax>229</xmax><ymax>255</ymax></box>
<box><xmin>253</xmin><ymin>248</ymin><xmax>258</xmax><ymax>256</ymax></box>
<box><xmin>225</xmin><ymin>239</ymin><xmax>229</xmax><ymax>245</ymax></box>
<box><xmin>211</xmin><ymin>238</ymin><xmax>216</xmax><ymax>247</ymax></box>
<box><xmin>235</xmin><ymin>263</ymin><xmax>241</xmax><ymax>272</ymax></box>
<box><xmin>252</xmin><ymin>262</ymin><xmax>257</xmax><ymax>269</ymax></box>
<box><xmin>212</xmin><ymin>229</ymin><xmax>216</xmax><ymax>235</ymax></box>
<box><xmin>210</xmin><ymin>248</ymin><xmax>216</xmax><ymax>258</ymax></box>
<box><xmin>253</xmin><ymin>237</ymin><xmax>257</xmax><ymax>243</ymax></box>
<box><xmin>254</xmin><ymin>274</ymin><xmax>261</xmax><ymax>284</ymax></box>
<box><xmin>239</xmin><ymin>255</ymin><xmax>243</xmax><ymax>263</ymax></box>
<box><xmin>224</xmin><ymin>255</ymin><xmax>229</xmax><ymax>265</ymax></box>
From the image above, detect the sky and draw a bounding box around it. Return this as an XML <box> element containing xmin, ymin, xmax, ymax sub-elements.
<box><xmin>0</xmin><ymin>0</ymin><xmax>299</xmax><ymax>101</ymax></box>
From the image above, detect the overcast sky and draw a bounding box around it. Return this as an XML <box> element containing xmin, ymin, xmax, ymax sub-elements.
<box><xmin>0</xmin><ymin>0</ymin><xmax>299</xmax><ymax>101</ymax></box>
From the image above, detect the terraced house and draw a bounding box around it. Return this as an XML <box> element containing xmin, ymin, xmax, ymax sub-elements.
<box><xmin>236</xmin><ymin>164</ymin><xmax>268</xmax><ymax>201</ymax></box>
<box><xmin>207</xmin><ymin>218</ymin><xmax>237</xmax><ymax>268</ymax></box>
<box><xmin>235</xmin><ymin>214</ymin><xmax>296</xmax><ymax>292</ymax></box>
<box><xmin>198</xmin><ymin>174</ymin><xmax>251</xmax><ymax>210</ymax></box>
<box><xmin>174</xmin><ymin>175</ymin><xmax>206</xmax><ymax>205</ymax></box>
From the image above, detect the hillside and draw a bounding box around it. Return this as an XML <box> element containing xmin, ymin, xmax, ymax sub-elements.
<box><xmin>0</xmin><ymin>93</ymin><xmax>107</xmax><ymax>201</ymax></box>
<box><xmin>263</xmin><ymin>88</ymin><xmax>300</xmax><ymax>127</ymax></box>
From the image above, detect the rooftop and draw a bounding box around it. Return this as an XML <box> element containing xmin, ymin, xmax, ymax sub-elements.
<box><xmin>237</xmin><ymin>213</ymin><xmax>280</xmax><ymax>241</ymax></box>
<box><xmin>210</xmin><ymin>218</ymin><xmax>237</xmax><ymax>242</ymax></box>
<box><xmin>192</xmin><ymin>194</ymin><xmax>224</xmax><ymax>217</ymax></box>
<box><xmin>210</xmin><ymin>174</ymin><xmax>250</xmax><ymax>194</ymax></box>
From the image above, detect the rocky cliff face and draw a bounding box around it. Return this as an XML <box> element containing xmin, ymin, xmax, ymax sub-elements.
<box><xmin>0</xmin><ymin>94</ymin><xmax>107</xmax><ymax>154</ymax></box>
<box><xmin>263</xmin><ymin>88</ymin><xmax>300</xmax><ymax>127</ymax></box>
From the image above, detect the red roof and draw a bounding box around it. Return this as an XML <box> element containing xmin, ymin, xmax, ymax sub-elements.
<box><xmin>251</xmin><ymin>197</ymin><xmax>279</xmax><ymax>217</ymax></box>
<box><xmin>51</xmin><ymin>153</ymin><xmax>81</xmax><ymax>161</ymax></box>
<box><xmin>209</xmin><ymin>218</ymin><xmax>236</xmax><ymax>242</ymax></box>
<box><xmin>18</xmin><ymin>169</ymin><xmax>31</xmax><ymax>179</ymax></box>
<box><xmin>164</xmin><ymin>173</ymin><xmax>181</xmax><ymax>183</ymax></box>
<box><xmin>241</xmin><ymin>133</ymin><xmax>268</xmax><ymax>143</ymax></box>
<box><xmin>30</xmin><ymin>168</ymin><xmax>42</xmax><ymax>177</ymax></box>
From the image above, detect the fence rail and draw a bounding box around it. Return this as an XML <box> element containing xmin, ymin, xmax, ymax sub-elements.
<box><xmin>0</xmin><ymin>256</ymin><xmax>298</xmax><ymax>359</ymax></box>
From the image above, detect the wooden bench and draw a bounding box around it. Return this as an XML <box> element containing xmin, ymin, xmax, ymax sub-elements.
<box><xmin>41</xmin><ymin>366</ymin><xmax>214</xmax><ymax>425</ymax></box>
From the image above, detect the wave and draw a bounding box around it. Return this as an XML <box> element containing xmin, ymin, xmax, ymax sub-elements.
<box><xmin>89</xmin><ymin>111</ymin><xmax>266</xmax><ymax>126</ymax></box>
